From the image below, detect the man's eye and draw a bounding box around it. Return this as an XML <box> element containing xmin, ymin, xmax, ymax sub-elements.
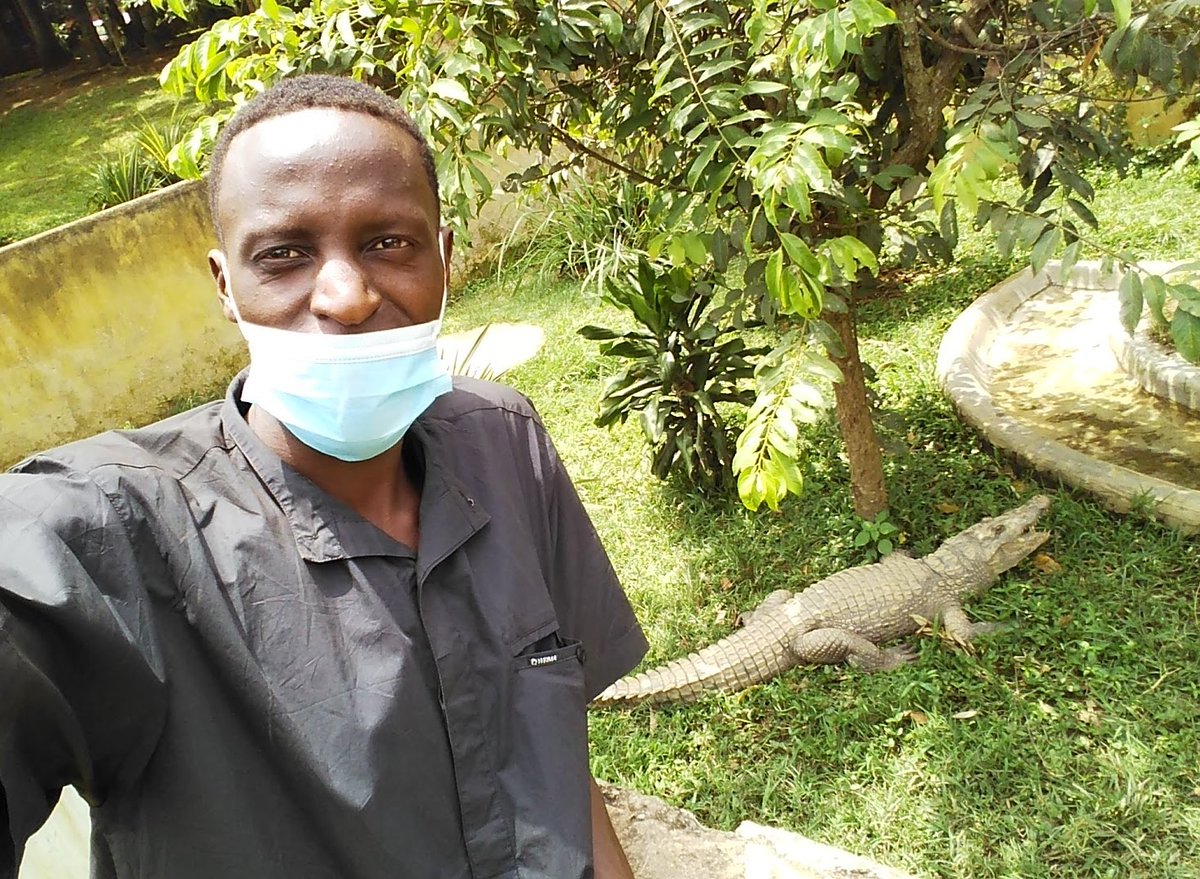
<box><xmin>261</xmin><ymin>246</ymin><xmax>304</xmax><ymax>260</ymax></box>
<box><xmin>370</xmin><ymin>237</ymin><xmax>409</xmax><ymax>251</ymax></box>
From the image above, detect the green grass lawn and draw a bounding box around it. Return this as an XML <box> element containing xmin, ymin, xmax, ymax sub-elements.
<box><xmin>0</xmin><ymin>56</ymin><xmax>183</xmax><ymax>244</ymax></box>
<box><xmin>444</xmin><ymin>165</ymin><xmax>1200</xmax><ymax>879</ymax></box>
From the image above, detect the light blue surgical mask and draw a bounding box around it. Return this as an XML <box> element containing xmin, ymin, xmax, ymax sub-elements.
<box><xmin>222</xmin><ymin>248</ymin><xmax>453</xmax><ymax>462</ymax></box>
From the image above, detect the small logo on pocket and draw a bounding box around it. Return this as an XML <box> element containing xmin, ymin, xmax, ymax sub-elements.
<box><xmin>529</xmin><ymin>653</ymin><xmax>559</xmax><ymax>667</ymax></box>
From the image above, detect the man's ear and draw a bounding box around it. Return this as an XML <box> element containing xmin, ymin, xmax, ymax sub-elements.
<box><xmin>208</xmin><ymin>250</ymin><xmax>236</xmax><ymax>323</ymax></box>
<box><xmin>439</xmin><ymin>226</ymin><xmax>454</xmax><ymax>290</ymax></box>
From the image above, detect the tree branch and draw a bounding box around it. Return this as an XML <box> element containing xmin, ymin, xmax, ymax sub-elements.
<box><xmin>888</xmin><ymin>0</ymin><xmax>997</xmax><ymax>174</ymax></box>
<box><xmin>546</xmin><ymin>124</ymin><xmax>667</xmax><ymax>187</ymax></box>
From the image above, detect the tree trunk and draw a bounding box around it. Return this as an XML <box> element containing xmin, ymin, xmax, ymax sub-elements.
<box><xmin>12</xmin><ymin>0</ymin><xmax>71</xmax><ymax>71</ymax></box>
<box><xmin>820</xmin><ymin>0</ymin><xmax>990</xmax><ymax>520</ymax></box>
<box><xmin>67</xmin><ymin>0</ymin><xmax>111</xmax><ymax>67</ymax></box>
<box><xmin>118</xmin><ymin>0</ymin><xmax>147</xmax><ymax>48</ymax></box>
<box><xmin>96</xmin><ymin>0</ymin><xmax>127</xmax><ymax>63</ymax></box>
<box><xmin>825</xmin><ymin>306</ymin><xmax>889</xmax><ymax>520</ymax></box>
<box><xmin>131</xmin><ymin>4</ymin><xmax>163</xmax><ymax>47</ymax></box>
<box><xmin>0</xmin><ymin>16</ymin><xmax>27</xmax><ymax>75</ymax></box>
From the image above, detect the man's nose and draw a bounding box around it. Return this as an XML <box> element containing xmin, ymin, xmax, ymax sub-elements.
<box><xmin>309</xmin><ymin>259</ymin><xmax>381</xmax><ymax>328</ymax></box>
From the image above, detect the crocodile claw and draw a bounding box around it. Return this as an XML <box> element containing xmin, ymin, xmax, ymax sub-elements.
<box><xmin>877</xmin><ymin>644</ymin><xmax>919</xmax><ymax>671</ymax></box>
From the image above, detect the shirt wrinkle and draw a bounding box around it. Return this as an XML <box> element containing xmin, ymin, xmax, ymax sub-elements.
<box><xmin>1</xmin><ymin>370</ymin><xmax>647</xmax><ymax>879</ymax></box>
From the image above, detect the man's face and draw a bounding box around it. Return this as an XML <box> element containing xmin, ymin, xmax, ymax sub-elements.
<box><xmin>208</xmin><ymin>107</ymin><xmax>449</xmax><ymax>333</ymax></box>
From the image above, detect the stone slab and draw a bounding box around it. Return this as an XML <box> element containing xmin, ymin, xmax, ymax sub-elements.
<box><xmin>602</xmin><ymin>783</ymin><xmax>917</xmax><ymax>879</ymax></box>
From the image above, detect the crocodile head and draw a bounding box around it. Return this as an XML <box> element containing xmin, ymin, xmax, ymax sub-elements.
<box><xmin>932</xmin><ymin>495</ymin><xmax>1052</xmax><ymax>588</ymax></box>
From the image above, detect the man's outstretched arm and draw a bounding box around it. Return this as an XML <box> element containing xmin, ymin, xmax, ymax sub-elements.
<box><xmin>590</xmin><ymin>775</ymin><xmax>635</xmax><ymax>879</ymax></box>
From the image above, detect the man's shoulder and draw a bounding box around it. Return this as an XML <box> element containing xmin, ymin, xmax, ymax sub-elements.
<box><xmin>10</xmin><ymin>400</ymin><xmax>227</xmax><ymax>484</ymax></box>
<box><xmin>424</xmin><ymin>377</ymin><xmax>543</xmax><ymax>427</ymax></box>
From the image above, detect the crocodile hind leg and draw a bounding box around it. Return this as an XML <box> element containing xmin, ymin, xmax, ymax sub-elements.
<box><xmin>789</xmin><ymin>628</ymin><xmax>917</xmax><ymax>672</ymax></box>
<box><xmin>738</xmin><ymin>589</ymin><xmax>793</xmax><ymax>627</ymax></box>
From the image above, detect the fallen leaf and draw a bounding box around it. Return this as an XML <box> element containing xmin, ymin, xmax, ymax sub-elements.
<box><xmin>1076</xmin><ymin>705</ymin><xmax>1103</xmax><ymax>727</ymax></box>
<box><xmin>937</xmin><ymin>502</ymin><xmax>961</xmax><ymax>514</ymax></box>
<box><xmin>1038</xmin><ymin>701</ymin><xmax>1058</xmax><ymax>717</ymax></box>
<box><xmin>714</xmin><ymin>608</ymin><xmax>727</xmax><ymax>624</ymax></box>
<box><xmin>952</xmin><ymin>709</ymin><xmax>979</xmax><ymax>720</ymax></box>
<box><xmin>1033</xmin><ymin>553</ymin><xmax>1063</xmax><ymax>574</ymax></box>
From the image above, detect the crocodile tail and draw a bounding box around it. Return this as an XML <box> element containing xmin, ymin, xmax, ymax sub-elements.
<box><xmin>591</xmin><ymin>628</ymin><xmax>789</xmax><ymax>706</ymax></box>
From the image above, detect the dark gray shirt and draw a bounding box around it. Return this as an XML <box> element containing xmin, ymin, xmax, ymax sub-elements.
<box><xmin>0</xmin><ymin>375</ymin><xmax>647</xmax><ymax>879</ymax></box>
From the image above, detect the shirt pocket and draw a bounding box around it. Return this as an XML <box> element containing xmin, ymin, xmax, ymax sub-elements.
<box><xmin>500</xmin><ymin>630</ymin><xmax>592</xmax><ymax>877</ymax></box>
<box><xmin>512</xmin><ymin>632</ymin><xmax>586</xmax><ymax>673</ymax></box>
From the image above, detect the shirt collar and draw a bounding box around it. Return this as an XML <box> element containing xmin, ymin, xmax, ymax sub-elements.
<box><xmin>220</xmin><ymin>371</ymin><xmax>489</xmax><ymax>564</ymax></box>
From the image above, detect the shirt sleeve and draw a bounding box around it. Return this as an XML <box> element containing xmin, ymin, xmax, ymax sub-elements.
<box><xmin>539</xmin><ymin>439</ymin><xmax>648</xmax><ymax>702</ymax></box>
<box><xmin>0</xmin><ymin>468</ymin><xmax>167</xmax><ymax>876</ymax></box>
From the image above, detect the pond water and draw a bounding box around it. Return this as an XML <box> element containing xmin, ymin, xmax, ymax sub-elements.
<box><xmin>986</xmin><ymin>280</ymin><xmax>1200</xmax><ymax>491</ymax></box>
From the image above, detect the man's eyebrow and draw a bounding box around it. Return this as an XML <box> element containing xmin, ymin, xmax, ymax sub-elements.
<box><xmin>238</xmin><ymin>225</ymin><xmax>313</xmax><ymax>257</ymax></box>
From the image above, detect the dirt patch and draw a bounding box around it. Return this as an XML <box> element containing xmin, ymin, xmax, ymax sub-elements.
<box><xmin>0</xmin><ymin>48</ymin><xmax>176</xmax><ymax>119</ymax></box>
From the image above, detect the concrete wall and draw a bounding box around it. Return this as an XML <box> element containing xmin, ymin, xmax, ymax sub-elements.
<box><xmin>0</xmin><ymin>179</ymin><xmax>244</xmax><ymax>468</ymax></box>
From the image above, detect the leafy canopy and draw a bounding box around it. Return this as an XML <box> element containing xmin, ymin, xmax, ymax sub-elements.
<box><xmin>156</xmin><ymin>0</ymin><xmax>1200</xmax><ymax>505</ymax></box>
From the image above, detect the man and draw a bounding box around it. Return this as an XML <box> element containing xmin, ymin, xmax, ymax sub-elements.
<box><xmin>0</xmin><ymin>75</ymin><xmax>647</xmax><ymax>878</ymax></box>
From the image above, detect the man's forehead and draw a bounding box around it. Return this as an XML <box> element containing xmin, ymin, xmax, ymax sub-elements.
<box><xmin>215</xmin><ymin>106</ymin><xmax>435</xmax><ymax>234</ymax></box>
<box><xmin>222</xmin><ymin>106</ymin><xmax>418</xmax><ymax>171</ymax></box>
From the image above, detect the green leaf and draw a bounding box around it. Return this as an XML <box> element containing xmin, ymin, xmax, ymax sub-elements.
<box><xmin>1014</xmin><ymin>110</ymin><xmax>1051</xmax><ymax>130</ymax></box>
<box><xmin>1030</xmin><ymin>227</ymin><xmax>1061</xmax><ymax>276</ymax></box>
<box><xmin>1143</xmin><ymin>275</ymin><xmax>1168</xmax><ymax>327</ymax></box>
<box><xmin>737</xmin><ymin>467</ymin><xmax>766</xmax><ymax>511</ymax></box>
<box><xmin>335</xmin><ymin>9</ymin><xmax>357</xmax><ymax>48</ymax></box>
<box><xmin>598</xmin><ymin>7</ymin><xmax>623</xmax><ymax>46</ymax></box>
<box><xmin>779</xmin><ymin>233</ymin><xmax>821</xmax><ymax>277</ymax></box>
<box><xmin>1171</xmin><ymin>310</ymin><xmax>1200</xmax><ymax>364</ymax></box>
<box><xmin>578</xmin><ymin>325</ymin><xmax>622</xmax><ymax>341</ymax></box>
<box><xmin>1059</xmin><ymin>240</ymin><xmax>1082</xmax><ymax>284</ymax></box>
<box><xmin>682</xmin><ymin>233</ymin><xmax>708</xmax><ymax>265</ymax></box>
<box><xmin>766</xmin><ymin>248</ymin><xmax>785</xmax><ymax>302</ymax></box>
<box><xmin>430</xmin><ymin>78</ymin><xmax>470</xmax><ymax>104</ymax></box>
<box><xmin>1118</xmin><ymin>270</ymin><xmax>1143</xmax><ymax>334</ymax></box>
<box><xmin>667</xmin><ymin>236</ymin><xmax>687</xmax><ymax>267</ymax></box>
<box><xmin>686</xmin><ymin>138</ymin><xmax>720</xmax><ymax>190</ymax></box>
<box><xmin>261</xmin><ymin>0</ymin><xmax>281</xmax><ymax>22</ymax></box>
<box><xmin>825</xmin><ymin>11</ymin><xmax>847</xmax><ymax>67</ymax></box>
<box><xmin>1066</xmin><ymin>197</ymin><xmax>1099</xmax><ymax>229</ymax></box>
<box><xmin>1112</xmin><ymin>0</ymin><xmax>1131</xmax><ymax>28</ymax></box>
<box><xmin>740</xmin><ymin>80</ymin><xmax>788</xmax><ymax>96</ymax></box>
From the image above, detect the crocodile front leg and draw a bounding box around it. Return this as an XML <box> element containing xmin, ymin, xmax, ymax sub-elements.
<box><xmin>789</xmin><ymin>628</ymin><xmax>918</xmax><ymax>672</ymax></box>
<box><xmin>940</xmin><ymin>605</ymin><xmax>1005</xmax><ymax>642</ymax></box>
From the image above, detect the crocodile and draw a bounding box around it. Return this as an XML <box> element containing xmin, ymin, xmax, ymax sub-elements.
<box><xmin>594</xmin><ymin>495</ymin><xmax>1052</xmax><ymax>706</ymax></box>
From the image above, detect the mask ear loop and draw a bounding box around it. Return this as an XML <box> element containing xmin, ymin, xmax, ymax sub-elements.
<box><xmin>436</xmin><ymin>233</ymin><xmax>449</xmax><ymax>327</ymax></box>
<box><xmin>219</xmin><ymin>256</ymin><xmax>247</xmax><ymax>326</ymax></box>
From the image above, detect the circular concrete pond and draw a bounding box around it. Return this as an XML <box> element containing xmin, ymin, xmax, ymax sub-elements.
<box><xmin>937</xmin><ymin>261</ymin><xmax>1200</xmax><ymax>534</ymax></box>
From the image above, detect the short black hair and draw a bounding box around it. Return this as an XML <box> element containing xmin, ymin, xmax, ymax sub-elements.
<box><xmin>207</xmin><ymin>74</ymin><xmax>440</xmax><ymax>235</ymax></box>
